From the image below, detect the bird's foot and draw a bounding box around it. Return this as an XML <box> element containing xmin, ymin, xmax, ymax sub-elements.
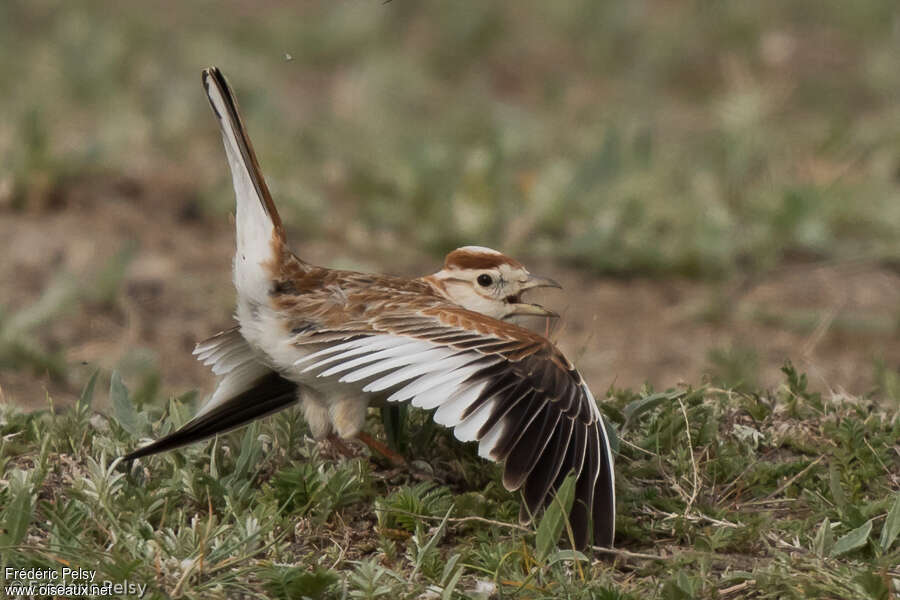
<box><xmin>323</xmin><ymin>433</ymin><xmax>358</xmax><ymax>460</ymax></box>
<box><xmin>356</xmin><ymin>431</ymin><xmax>406</xmax><ymax>466</ymax></box>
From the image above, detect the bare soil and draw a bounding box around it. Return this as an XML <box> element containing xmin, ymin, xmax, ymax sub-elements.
<box><xmin>2</xmin><ymin>175</ymin><xmax>899</xmax><ymax>411</ymax></box>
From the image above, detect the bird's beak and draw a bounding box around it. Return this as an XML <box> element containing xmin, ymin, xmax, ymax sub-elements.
<box><xmin>509</xmin><ymin>274</ymin><xmax>561</xmax><ymax>318</ymax></box>
<box><xmin>521</xmin><ymin>274</ymin><xmax>562</xmax><ymax>291</ymax></box>
<box><xmin>509</xmin><ymin>302</ymin><xmax>559</xmax><ymax>318</ymax></box>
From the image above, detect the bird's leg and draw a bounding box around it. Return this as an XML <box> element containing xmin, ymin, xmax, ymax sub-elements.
<box><xmin>356</xmin><ymin>431</ymin><xmax>405</xmax><ymax>466</ymax></box>
<box><xmin>325</xmin><ymin>433</ymin><xmax>357</xmax><ymax>459</ymax></box>
<box><xmin>323</xmin><ymin>431</ymin><xmax>405</xmax><ymax>466</ymax></box>
<box><xmin>327</xmin><ymin>396</ymin><xmax>405</xmax><ymax>465</ymax></box>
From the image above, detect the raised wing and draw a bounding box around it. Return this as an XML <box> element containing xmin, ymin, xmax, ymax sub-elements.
<box><xmin>291</xmin><ymin>305</ymin><xmax>616</xmax><ymax>549</ymax></box>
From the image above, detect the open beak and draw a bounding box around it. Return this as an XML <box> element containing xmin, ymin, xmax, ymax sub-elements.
<box><xmin>521</xmin><ymin>274</ymin><xmax>562</xmax><ymax>291</ymax></box>
<box><xmin>509</xmin><ymin>302</ymin><xmax>559</xmax><ymax>318</ymax></box>
<box><xmin>508</xmin><ymin>273</ymin><xmax>562</xmax><ymax>318</ymax></box>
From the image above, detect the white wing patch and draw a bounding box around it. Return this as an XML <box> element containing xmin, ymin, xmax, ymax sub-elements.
<box><xmin>299</xmin><ymin>332</ymin><xmax>522</xmax><ymax>459</ymax></box>
<box><xmin>194</xmin><ymin>328</ymin><xmax>245</xmax><ymax>366</ymax></box>
<box><xmin>362</xmin><ymin>351</ymin><xmax>482</xmax><ymax>393</ymax></box>
<box><xmin>452</xmin><ymin>397</ymin><xmax>495</xmax><ymax>442</ymax></box>
<box><xmin>191</xmin><ymin>328</ymin><xmax>275</xmax><ymax>419</ymax></box>
<box><xmin>386</xmin><ymin>359</ymin><xmax>489</xmax><ymax>404</ymax></box>
<box><xmin>433</xmin><ymin>381</ymin><xmax>487</xmax><ymax>426</ymax></box>
<box><xmin>193</xmin><ymin>328</ymin><xmax>258</xmax><ymax>376</ymax></box>
<box><xmin>210</xmin><ymin>344</ymin><xmax>256</xmax><ymax>375</ymax></box>
<box><xmin>295</xmin><ymin>334</ymin><xmax>412</xmax><ymax>370</ymax></box>
<box><xmin>337</xmin><ymin>344</ymin><xmax>450</xmax><ymax>383</ymax></box>
<box><xmin>478</xmin><ymin>420</ymin><xmax>506</xmax><ymax>459</ymax></box>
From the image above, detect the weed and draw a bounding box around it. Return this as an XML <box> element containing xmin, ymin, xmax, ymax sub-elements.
<box><xmin>2</xmin><ymin>362</ymin><xmax>898</xmax><ymax>597</ymax></box>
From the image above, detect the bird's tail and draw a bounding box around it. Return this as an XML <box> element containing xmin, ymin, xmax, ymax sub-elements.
<box><xmin>202</xmin><ymin>66</ymin><xmax>287</xmax><ymax>303</ymax></box>
<box><xmin>123</xmin><ymin>371</ymin><xmax>299</xmax><ymax>461</ymax></box>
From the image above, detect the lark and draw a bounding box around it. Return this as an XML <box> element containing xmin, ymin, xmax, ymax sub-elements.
<box><xmin>125</xmin><ymin>67</ymin><xmax>615</xmax><ymax>549</ymax></box>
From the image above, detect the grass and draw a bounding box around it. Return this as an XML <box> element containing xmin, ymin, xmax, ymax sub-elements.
<box><xmin>1</xmin><ymin>363</ymin><xmax>899</xmax><ymax>598</ymax></box>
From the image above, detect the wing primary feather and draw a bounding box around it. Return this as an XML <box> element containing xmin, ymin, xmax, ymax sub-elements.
<box><xmin>194</xmin><ymin>326</ymin><xmax>241</xmax><ymax>353</ymax></box>
<box><xmin>520</xmin><ymin>416</ymin><xmax>575</xmax><ymax>518</ymax></box>
<box><xmin>194</xmin><ymin>327</ymin><xmax>245</xmax><ymax>365</ymax></box>
<box><xmin>501</xmin><ymin>402</ymin><xmax>561</xmax><ymax>490</ymax></box>
<box><xmin>476</xmin><ymin>380</ymin><xmax>533</xmax><ymax>440</ymax></box>
<box><xmin>465</xmin><ymin>365</ymin><xmax>523</xmax><ymax>420</ymax></box>
<box><xmin>292</xmin><ymin>335</ymin><xmax>378</xmax><ymax>367</ymax></box>
<box><xmin>459</xmin><ymin>372</ymin><xmax>520</xmax><ymax>421</ymax></box>
<box><xmin>570</xmin><ymin>422</ymin><xmax>601</xmax><ymax>550</ymax></box>
<box><xmin>433</xmin><ymin>381</ymin><xmax>488</xmax><ymax>426</ymax></box>
<box><xmin>573</xmin><ymin>379</ymin><xmax>598</xmax><ymax>424</ymax></box>
<box><xmin>489</xmin><ymin>391</ymin><xmax>546</xmax><ymax>461</ymax></box>
<box><xmin>592</xmin><ymin>418</ymin><xmax>617</xmax><ymax>548</ymax></box>
<box><xmin>306</xmin><ymin>338</ymin><xmax>419</xmax><ymax>374</ymax></box>
<box><xmin>556</xmin><ymin>382</ymin><xmax>581</xmax><ymax>417</ymax></box>
<box><xmin>459</xmin><ymin>360</ymin><xmax>518</xmax><ymax>388</ymax></box>
<box><xmin>210</xmin><ymin>345</ymin><xmax>256</xmax><ymax>375</ymax></box>
<box><xmin>386</xmin><ymin>356</ymin><xmax>496</xmax><ymax>404</ymax></box>
<box><xmin>362</xmin><ymin>351</ymin><xmax>480</xmax><ymax>393</ymax></box>
<box><xmin>338</xmin><ymin>345</ymin><xmax>455</xmax><ymax>383</ymax></box>
<box><xmin>453</xmin><ymin>397</ymin><xmax>497</xmax><ymax>442</ymax></box>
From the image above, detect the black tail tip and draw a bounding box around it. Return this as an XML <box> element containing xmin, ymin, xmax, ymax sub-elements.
<box><xmin>121</xmin><ymin>449</ymin><xmax>144</xmax><ymax>462</ymax></box>
<box><xmin>201</xmin><ymin>66</ymin><xmax>221</xmax><ymax>89</ymax></box>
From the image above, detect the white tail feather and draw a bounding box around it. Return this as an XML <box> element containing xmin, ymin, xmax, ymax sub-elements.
<box><xmin>203</xmin><ymin>68</ymin><xmax>283</xmax><ymax>305</ymax></box>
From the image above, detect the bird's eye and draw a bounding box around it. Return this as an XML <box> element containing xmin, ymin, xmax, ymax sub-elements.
<box><xmin>477</xmin><ymin>274</ymin><xmax>493</xmax><ymax>287</ymax></box>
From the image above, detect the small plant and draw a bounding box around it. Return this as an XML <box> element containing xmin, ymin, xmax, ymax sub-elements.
<box><xmin>375</xmin><ymin>482</ymin><xmax>453</xmax><ymax>532</ymax></box>
<box><xmin>3</xmin><ymin>359</ymin><xmax>900</xmax><ymax>597</ymax></box>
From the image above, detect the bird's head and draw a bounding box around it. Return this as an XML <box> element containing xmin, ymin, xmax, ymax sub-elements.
<box><xmin>425</xmin><ymin>246</ymin><xmax>561</xmax><ymax>320</ymax></box>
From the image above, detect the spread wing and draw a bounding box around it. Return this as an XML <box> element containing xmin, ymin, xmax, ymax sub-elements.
<box><xmin>290</xmin><ymin>304</ymin><xmax>616</xmax><ymax>549</ymax></box>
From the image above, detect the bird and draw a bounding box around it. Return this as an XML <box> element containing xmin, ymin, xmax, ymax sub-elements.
<box><xmin>124</xmin><ymin>66</ymin><xmax>615</xmax><ymax>550</ymax></box>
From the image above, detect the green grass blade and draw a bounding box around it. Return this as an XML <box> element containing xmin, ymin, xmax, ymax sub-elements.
<box><xmin>830</xmin><ymin>520</ymin><xmax>872</xmax><ymax>558</ymax></box>
<box><xmin>78</xmin><ymin>369</ymin><xmax>100</xmax><ymax>410</ymax></box>
<box><xmin>812</xmin><ymin>517</ymin><xmax>833</xmax><ymax>557</ymax></box>
<box><xmin>535</xmin><ymin>471</ymin><xmax>577</xmax><ymax>560</ymax></box>
<box><xmin>110</xmin><ymin>371</ymin><xmax>139</xmax><ymax>436</ymax></box>
<box><xmin>878</xmin><ymin>492</ymin><xmax>900</xmax><ymax>551</ymax></box>
<box><xmin>1</xmin><ymin>478</ymin><xmax>33</xmax><ymax>546</ymax></box>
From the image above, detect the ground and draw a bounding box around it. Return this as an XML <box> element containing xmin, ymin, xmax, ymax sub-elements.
<box><xmin>2</xmin><ymin>175</ymin><xmax>898</xmax><ymax>411</ymax></box>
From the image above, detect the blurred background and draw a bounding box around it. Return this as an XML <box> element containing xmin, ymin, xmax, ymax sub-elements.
<box><xmin>1</xmin><ymin>0</ymin><xmax>899</xmax><ymax>411</ymax></box>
